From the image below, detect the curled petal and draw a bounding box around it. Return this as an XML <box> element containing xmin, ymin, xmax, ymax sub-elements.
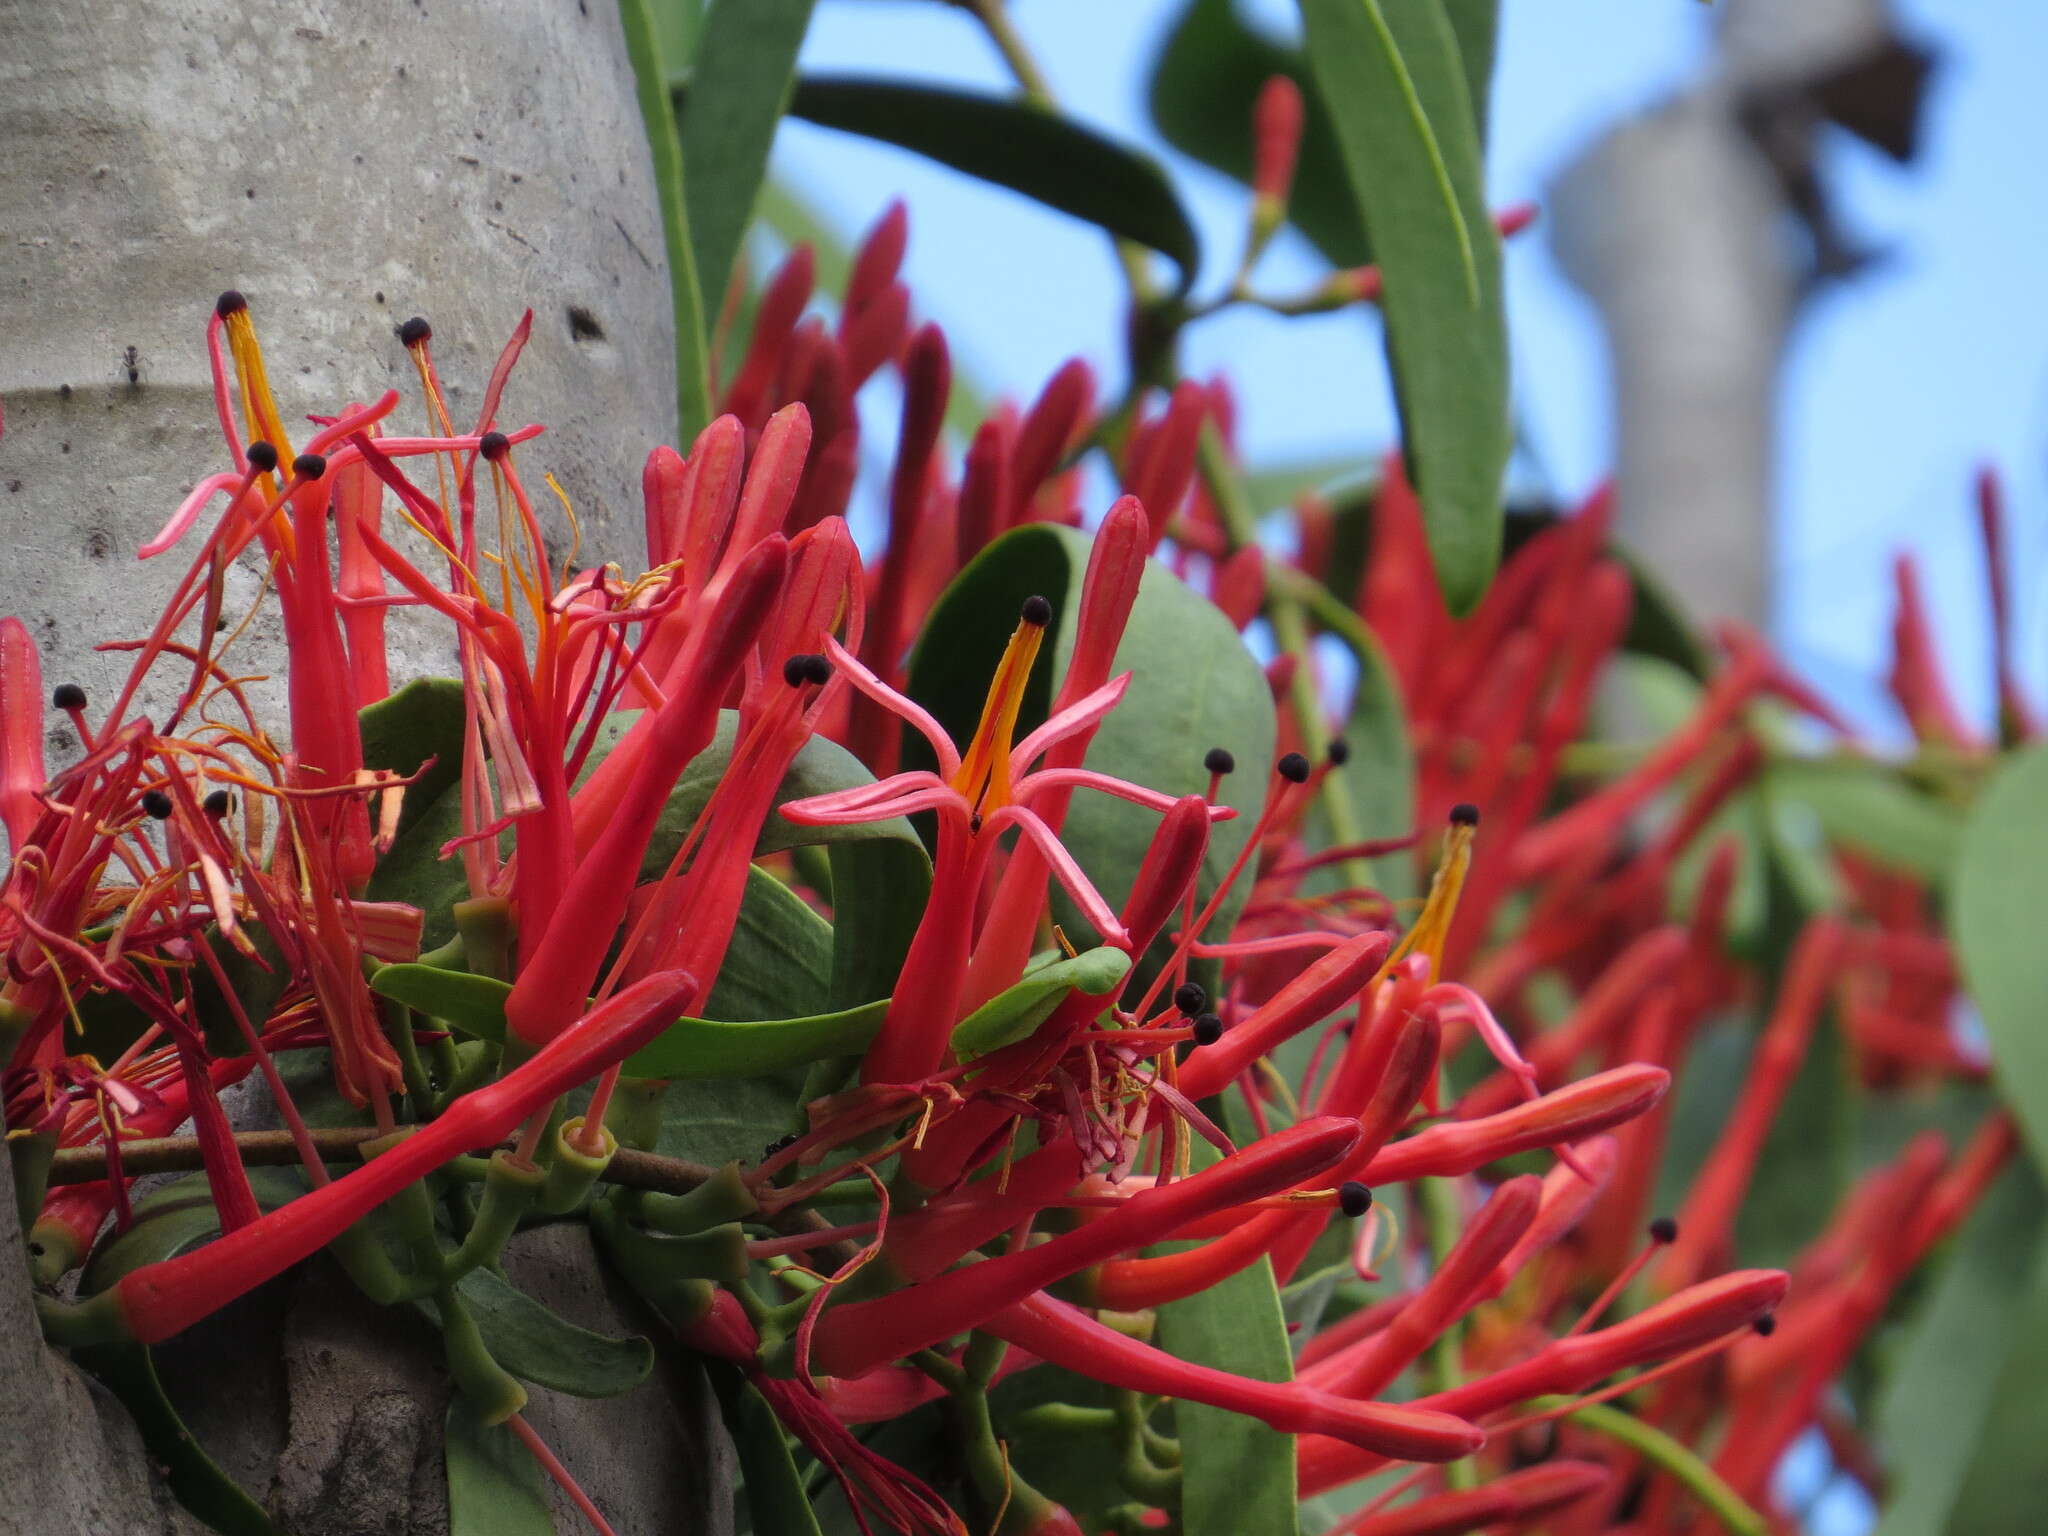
<box><xmin>822</xmin><ymin>636</ymin><xmax>959</xmax><ymax>780</ymax></box>
<box><xmin>140</xmin><ymin>473</ymin><xmax>245</xmax><ymax>559</ymax></box>
<box><xmin>982</xmin><ymin>805</ymin><xmax>1127</xmax><ymax>947</ymax></box>
<box><xmin>1016</xmin><ymin>766</ymin><xmax>1231</xmax><ymax>819</ymax></box>
<box><xmin>1008</xmin><ymin>672</ymin><xmax>1131</xmax><ymax>775</ymax></box>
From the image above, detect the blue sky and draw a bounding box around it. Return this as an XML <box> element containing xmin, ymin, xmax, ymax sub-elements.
<box><xmin>771</xmin><ymin>0</ymin><xmax>2046</xmax><ymax>739</ymax></box>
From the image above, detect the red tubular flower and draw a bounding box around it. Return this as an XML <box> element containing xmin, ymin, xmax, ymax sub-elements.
<box><xmin>504</xmin><ymin>537</ymin><xmax>787</xmax><ymax>1046</ymax></box>
<box><xmin>1251</xmin><ymin>75</ymin><xmax>1305</xmax><ymax>210</ymax></box>
<box><xmin>724</xmin><ymin>244</ymin><xmax>815</xmax><ymax>429</ymax></box>
<box><xmin>956</xmin><ymin>416</ymin><xmax>1015</xmax><ymax>565</ymax></box>
<box><xmin>1175</xmin><ymin>929</ymin><xmax>1395</xmax><ymax>1101</ymax></box>
<box><xmin>1332</xmin><ymin>1461</ymin><xmax>1609</xmax><ymax>1536</ymax></box>
<box><xmin>808</xmin><ymin>1116</ymin><xmax>1360</xmax><ymax>1378</ymax></box>
<box><xmin>1007</xmin><ymin>359</ymin><xmax>1096</xmax><ymax>528</ymax></box>
<box><xmin>1657</xmin><ymin>919</ymin><xmax>1841</xmax><ymax>1291</ymax></box>
<box><xmin>1126</xmin><ymin>382</ymin><xmax>1206</xmax><ymax>555</ymax></box>
<box><xmin>877</xmin><ymin>1134</ymin><xmax>1087</xmax><ymax>1283</ymax></box>
<box><xmin>1357</xmin><ymin>1064</ymin><xmax>1668</xmax><ymax>1185</ymax></box>
<box><xmin>0</xmin><ymin>617</ymin><xmax>46</xmax><ymax>855</ymax></box>
<box><xmin>986</xmin><ymin>1292</ymin><xmax>1484</xmax><ymax>1463</ymax></box>
<box><xmin>1300</xmin><ymin>1176</ymin><xmax>1541</xmax><ymax>1399</ymax></box>
<box><xmin>1297</xmin><ymin>1270</ymin><xmax>1788</xmax><ymax>1496</ymax></box>
<box><xmin>105</xmin><ymin>971</ymin><xmax>698</xmax><ymax>1344</ymax></box>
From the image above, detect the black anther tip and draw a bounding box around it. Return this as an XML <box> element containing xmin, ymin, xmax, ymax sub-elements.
<box><xmin>1449</xmin><ymin>802</ymin><xmax>1480</xmax><ymax>827</ymax></box>
<box><xmin>291</xmin><ymin>453</ymin><xmax>327</xmax><ymax>480</ymax></box>
<box><xmin>1190</xmin><ymin>1012</ymin><xmax>1223</xmax><ymax>1046</ymax></box>
<box><xmin>1020</xmin><ymin>594</ymin><xmax>1052</xmax><ymax>627</ymax></box>
<box><xmin>140</xmin><ymin>789</ymin><xmax>174</xmax><ymax>820</ymax></box>
<box><xmin>1339</xmin><ymin>1181</ymin><xmax>1373</xmax><ymax>1218</ymax></box>
<box><xmin>1203</xmin><ymin>747</ymin><xmax>1235</xmax><ymax>776</ymax></box>
<box><xmin>479</xmin><ymin>430</ymin><xmax>510</xmax><ymax>462</ymax></box>
<box><xmin>1172</xmin><ymin>982</ymin><xmax>1207</xmax><ymax>1017</ymax></box>
<box><xmin>51</xmin><ymin>683</ymin><xmax>86</xmax><ymax>711</ymax></box>
<box><xmin>399</xmin><ymin>316</ymin><xmax>433</xmax><ymax>346</ymax></box>
<box><xmin>215</xmin><ymin>290</ymin><xmax>248</xmax><ymax>319</ymax></box>
<box><xmin>245</xmin><ymin>441</ymin><xmax>279</xmax><ymax>473</ymax></box>
<box><xmin>1277</xmin><ymin>751</ymin><xmax>1311</xmax><ymax>784</ymax></box>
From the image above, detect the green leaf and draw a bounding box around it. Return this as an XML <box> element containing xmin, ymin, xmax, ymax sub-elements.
<box><xmin>1874</xmin><ymin>1163</ymin><xmax>2046</xmax><ymax>1536</ymax></box>
<box><xmin>358</xmin><ymin>677</ymin><xmax>468</xmax><ymax>844</ymax></box>
<box><xmin>1298</xmin><ymin>0</ymin><xmax>1508</xmax><ymax>613</ymax></box>
<box><xmin>710</xmin><ymin>1364</ymin><xmax>826</xmax><ymax>1536</ymax></box>
<box><xmin>620</xmin><ymin>0</ymin><xmax>714</xmax><ymax>440</ymax></box>
<box><xmin>768</xmin><ymin>77</ymin><xmax>1201</xmax><ymax>294</ymax></box>
<box><xmin>1153</xmin><ymin>1126</ymin><xmax>1300</xmax><ymax>1536</ymax></box>
<box><xmin>73</xmin><ymin>1172</ymin><xmax>305</xmax><ymax>1536</ymax></box>
<box><xmin>950</xmin><ymin>946</ymin><xmax>1132</xmax><ymax>1059</ymax></box>
<box><xmin>677</xmin><ymin>0</ymin><xmax>817</xmax><ymax>318</ymax></box>
<box><xmin>1313</xmin><ymin>621</ymin><xmax>1414</xmax><ymax>900</ymax></box>
<box><xmin>1442</xmin><ymin>0</ymin><xmax>1500</xmax><ymax>147</ymax></box>
<box><xmin>906</xmin><ymin>525</ymin><xmax>1276</xmax><ymax>999</ymax></box>
<box><xmin>1768</xmin><ymin>759</ymin><xmax>1963</xmax><ymax>886</ymax></box>
<box><xmin>1953</xmin><ymin>744</ymin><xmax>2048</xmax><ymax>1171</ymax></box>
<box><xmin>1147</xmin><ymin>0</ymin><xmax>1371</xmax><ymax>266</ymax></box>
<box><xmin>445</xmin><ymin>1396</ymin><xmax>554</xmax><ymax>1536</ymax></box>
<box><xmin>419</xmin><ymin>1267</ymin><xmax>654</xmax><ymax>1399</ymax></box>
<box><xmin>75</xmin><ymin>1345</ymin><xmax>283</xmax><ymax>1536</ymax></box>
<box><xmin>1932</xmin><ymin>1211</ymin><xmax>2048</xmax><ymax>1534</ymax></box>
<box><xmin>369</xmin><ymin>706</ymin><xmax>926</xmax><ymax>950</ymax></box>
<box><xmin>370</xmin><ymin>967</ymin><xmax>887</xmax><ymax>1081</ymax></box>
<box><xmin>826</xmin><ymin>837</ymin><xmax>929</xmax><ymax>1011</ymax></box>
<box><xmin>700</xmin><ymin>864</ymin><xmax>833</xmax><ymax>1022</ymax></box>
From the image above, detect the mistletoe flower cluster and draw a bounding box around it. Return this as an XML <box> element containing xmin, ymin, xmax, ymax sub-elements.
<box><xmin>0</xmin><ymin>198</ymin><xmax>2021</xmax><ymax>1536</ymax></box>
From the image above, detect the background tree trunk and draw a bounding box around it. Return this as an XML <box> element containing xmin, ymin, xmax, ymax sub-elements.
<box><xmin>0</xmin><ymin>3</ymin><xmax>732</xmax><ymax>1530</ymax></box>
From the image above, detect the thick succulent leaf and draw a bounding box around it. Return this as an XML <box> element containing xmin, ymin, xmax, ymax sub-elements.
<box><xmin>417</xmin><ymin>1268</ymin><xmax>654</xmax><ymax>1399</ymax></box>
<box><xmin>1874</xmin><ymin>1164</ymin><xmax>2047</xmax><ymax>1536</ymax></box>
<box><xmin>949</xmin><ymin>946</ymin><xmax>1131</xmax><ymax>1059</ymax></box>
<box><xmin>771</xmin><ymin>76</ymin><xmax>1201</xmax><ymax>293</ymax></box>
<box><xmin>445</xmin><ymin>1397</ymin><xmax>554</xmax><ymax>1536</ymax></box>
<box><xmin>1952</xmin><ymin>743</ymin><xmax>2048</xmax><ymax>1170</ymax></box>
<box><xmin>710</xmin><ymin>1364</ymin><xmax>826</xmax><ymax>1536</ymax></box>
<box><xmin>370</xmin><ymin>969</ymin><xmax>887</xmax><ymax>1083</ymax></box>
<box><xmin>905</xmin><ymin>525</ymin><xmax>1276</xmax><ymax>1000</ymax></box>
<box><xmin>1152</xmin><ymin>1120</ymin><xmax>1300</xmax><ymax>1536</ymax></box>
<box><xmin>1298</xmin><ymin>0</ymin><xmax>1508</xmax><ymax>613</ymax></box>
<box><xmin>358</xmin><ymin>677</ymin><xmax>467</xmax><ymax>843</ymax></box>
<box><xmin>675</xmin><ymin>0</ymin><xmax>817</xmax><ymax>318</ymax></box>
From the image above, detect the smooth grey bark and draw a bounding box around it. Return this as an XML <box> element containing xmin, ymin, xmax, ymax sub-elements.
<box><xmin>1549</xmin><ymin>0</ymin><xmax>1927</xmax><ymax>629</ymax></box>
<box><xmin>0</xmin><ymin>3</ymin><xmax>732</xmax><ymax>1532</ymax></box>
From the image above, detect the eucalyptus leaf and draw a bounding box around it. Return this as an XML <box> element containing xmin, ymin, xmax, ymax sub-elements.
<box><xmin>1147</xmin><ymin>0</ymin><xmax>1370</xmax><ymax>265</ymax></box>
<box><xmin>358</xmin><ymin>676</ymin><xmax>467</xmax><ymax>843</ymax></box>
<box><xmin>676</xmin><ymin>0</ymin><xmax>817</xmax><ymax>318</ymax></box>
<box><xmin>1951</xmin><ymin>743</ymin><xmax>2048</xmax><ymax>1170</ymax></box>
<box><xmin>1299</xmin><ymin>0</ymin><xmax>1508</xmax><ymax>613</ymax></box>
<box><xmin>768</xmin><ymin>76</ymin><xmax>1201</xmax><ymax>293</ymax></box>
<box><xmin>1769</xmin><ymin>758</ymin><xmax>1963</xmax><ymax>886</ymax></box>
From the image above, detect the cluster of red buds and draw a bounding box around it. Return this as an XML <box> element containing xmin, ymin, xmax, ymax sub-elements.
<box><xmin>0</xmin><ymin>189</ymin><xmax>2024</xmax><ymax>1536</ymax></box>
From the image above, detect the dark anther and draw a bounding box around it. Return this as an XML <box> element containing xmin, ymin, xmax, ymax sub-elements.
<box><xmin>479</xmin><ymin>430</ymin><xmax>510</xmax><ymax>462</ymax></box>
<box><xmin>292</xmin><ymin>453</ymin><xmax>327</xmax><ymax>480</ymax></box>
<box><xmin>801</xmin><ymin>653</ymin><xmax>833</xmax><ymax>686</ymax></box>
<box><xmin>1277</xmin><ymin>751</ymin><xmax>1311</xmax><ymax>784</ymax></box>
<box><xmin>245</xmin><ymin>441</ymin><xmax>279</xmax><ymax>473</ymax></box>
<box><xmin>1173</xmin><ymin>982</ymin><xmax>1207</xmax><ymax>1017</ymax></box>
<box><xmin>1648</xmin><ymin>1215</ymin><xmax>1679</xmax><ymax>1244</ymax></box>
<box><xmin>1339</xmin><ymin>1181</ymin><xmax>1373</xmax><ymax>1218</ymax></box>
<box><xmin>783</xmin><ymin>655</ymin><xmax>811</xmax><ymax>687</ymax></box>
<box><xmin>140</xmin><ymin>789</ymin><xmax>173</xmax><ymax>820</ymax></box>
<box><xmin>1752</xmin><ymin>1313</ymin><xmax>1777</xmax><ymax>1337</ymax></box>
<box><xmin>51</xmin><ymin>683</ymin><xmax>86</xmax><ymax>711</ymax></box>
<box><xmin>1020</xmin><ymin>594</ymin><xmax>1052</xmax><ymax>627</ymax></box>
<box><xmin>1449</xmin><ymin>802</ymin><xmax>1480</xmax><ymax>827</ymax></box>
<box><xmin>1191</xmin><ymin>1012</ymin><xmax>1223</xmax><ymax>1047</ymax></box>
<box><xmin>202</xmin><ymin>789</ymin><xmax>233</xmax><ymax>817</ymax></box>
<box><xmin>1326</xmin><ymin>736</ymin><xmax>1351</xmax><ymax>767</ymax></box>
<box><xmin>215</xmin><ymin>290</ymin><xmax>248</xmax><ymax>318</ymax></box>
<box><xmin>1203</xmin><ymin>747</ymin><xmax>1235</xmax><ymax>776</ymax></box>
<box><xmin>970</xmin><ymin>813</ymin><xmax>983</xmax><ymax>836</ymax></box>
<box><xmin>399</xmin><ymin>316</ymin><xmax>433</xmax><ymax>346</ymax></box>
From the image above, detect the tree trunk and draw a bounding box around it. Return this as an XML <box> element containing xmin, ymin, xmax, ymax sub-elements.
<box><xmin>0</xmin><ymin>3</ymin><xmax>732</xmax><ymax>1530</ymax></box>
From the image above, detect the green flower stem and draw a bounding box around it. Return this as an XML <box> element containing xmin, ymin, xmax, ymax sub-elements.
<box><xmin>640</xmin><ymin>1160</ymin><xmax>761</xmax><ymax>1233</ymax></box>
<box><xmin>9</xmin><ymin>1128</ymin><xmax>58</xmax><ymax>1235</ymax></box>
<box><xmin>375</xmin><ymin>994</ymin><xmax>436</xmax><ymax>1114</ymax></box>
<box><xmin>538</xmin><ymin>1117</ymin><xmax>615</xmax><ymax>1216</ymax></box>
<box><xmin>1201</xmin><ymin>429</ymin><xmax>1377</xmax><ymax>892</ymax></box>
<box><xmin>1531</xmin><ymin>1396</ymin><xmax>1769</xmax><ymax>1536</ymax></box>
<box><xmin>1009</xmin><ymin>1402</ymin><xmax>1118</xmax><ymax>1436</ymax></box>
<box><xmin>446</xmin><ymin>1150</ymin><xmax>545</xmax><ymax>1278</ymax></box>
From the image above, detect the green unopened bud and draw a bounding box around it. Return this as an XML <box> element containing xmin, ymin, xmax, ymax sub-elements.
<box><xmin>538</xmin><ymin>1118</ymin><xmax>615</xmax><ymax>1215</ymax></box>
